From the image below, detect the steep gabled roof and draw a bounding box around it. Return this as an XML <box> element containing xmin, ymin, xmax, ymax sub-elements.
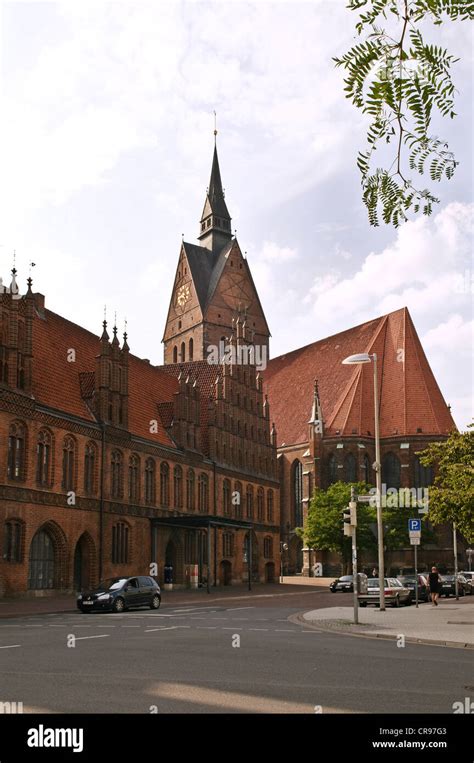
<box><xmin>32</xmin><ymin>306</ymin><xmax>178</xmax><ymax>448</ymax></box>
<box><xmin>262</xmin><ymin>307</ymin><xmax>456</xmax><ymax>447</ymax></box>
<box><xmin>182</xmin><ymin>241</ymin><xmax>218</xmax><ymax>309</ymax></box>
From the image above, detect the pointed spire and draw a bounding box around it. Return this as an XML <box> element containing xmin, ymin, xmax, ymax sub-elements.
<box><xmin>100</xmin><ymin>319</ymin><xmax>109</xmax><ymax>342</ymax></box>
<box><xmin>198</xmin><ymin>133</ymin><xmax>232</xmax><ymax>253</ymax></box>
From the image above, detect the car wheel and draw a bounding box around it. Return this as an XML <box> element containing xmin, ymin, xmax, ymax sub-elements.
<box><xmin>393</xmin><ymin>596</ymin><xmax>400</xmax><ymax>608</ymax></box>
<box><xmin>150</xmin><ymin>594</ymin><xmax>161</xmax><ymax>610</ymax></box>
<box><xmin>112</xmin><ymin>597</ymin><xmax>125</xmax><ymax>613</ymax></box>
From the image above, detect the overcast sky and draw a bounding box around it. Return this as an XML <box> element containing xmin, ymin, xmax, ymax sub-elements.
<box><xmin>0</xmin><ymin>1</ymin><xmax>472</xmax><ymax>429</ymax></box>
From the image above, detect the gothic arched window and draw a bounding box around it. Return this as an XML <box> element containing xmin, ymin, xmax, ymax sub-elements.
<box><xmin>382</xmin><ymin>452</ymin><xmax>401</xmax><ymax>490</ymax></box>
<box><xmin>344</xmin><ymin>453</ymin><xmax>357</xmax><ymax>483</ymax></box>
<box><xmin>414</xmin><ymin>456</ymin><xmax>433</xmax><ymax>488</ymax></box>
<box><xmin>111</xmin><ymin>450</ymin><xmax>123</xmax><ymax>499</ymax></box>
<box><xmin>174</xmin><ymin>465</ymin><xmax>183</xmax><ymax>508</ymax></box>
<box><xmin>84</xmin><ymin>441</ymin><xmax>97</xmax><ymax>494</ymax></box>
<box><xmin>327</xmin><ymin>453</ymin><xmax>337</xmax><ymax>485</ymax></box>
<box><xmin>363</xmin><ymin>453</ymin><xmax>371</xmax><ymax>485</ymax></box>
<box><xmin>36</xmin><ymin>429</ymin><xmax>52</xmax><ymax>486</ymax></box>
<box><xmin>292</xmin><ymin>459</ymin><xmax>303</xmax><ymax>526</ymax></box>
<box><xmin>160</xmin><ymin>462</ymin><xmax>170</xmax><ymax>506</ymax></box>
<box><xmin>7</xmin><ymin>421</ymin><xmax>26</xmax><ymax>481</ymax></box>
<box><xmin>128</xmin><ymin>454</ymin><xmax>140</xmax><ymax>502</ymax></box>
<box><xmin>186</xmin><ymin>468</ymin><xmax>195</xmax><ymax>510</ymax></box>
<box><xmin>223</xmin><ymin>479</ymin><xmax>231</xmax><ymax>515</ymax></box>
<box><xmin>145</xmin><ymin>458</ymin><xmax>156</xmax><ymax>504</ymax></box>
<box><xmin>61</xmin><ymin>436</ymin><xmax>76</xmax><ymax>491</ymax></box>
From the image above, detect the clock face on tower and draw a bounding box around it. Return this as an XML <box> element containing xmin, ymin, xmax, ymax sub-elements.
<box><xmin>176</xmin><ymin>284</ymin><xmax>190</xmax><ymax>308</ymax></box>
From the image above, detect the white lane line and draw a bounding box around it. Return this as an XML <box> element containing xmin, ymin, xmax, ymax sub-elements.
<box><xmin>248</xmin><ymin>628</ymin><xmax>268</xmax><ymax>632</ymax></box>
<box><xmin>226</xmin><ymin>607</ymin><xmax>255</xmax><ymax>611</ymax></box>
<box><xmin>95</xmin><ymin>625</ymin><xmax>116</xmax><ymax>628</ymax></box>
<box><xmin>0</xmin><ymin>644</ymin><xmax>21</xmax><ymax>649</ymax></box>
<box><xmin>222</xmin><ymin>627</ymin><xmax>242</xmax><ymax>630</ymax></box>
<box><xmin>145</xmin><ymin>626</ymin><xmax>179</xmax><ymax>632</ymax></box>
<box><xmin>197</xmin><ymin>627</ymin><xmax>217</xmax><ymax>630</ymax></box>
<box><xmin>275</xmin><ymin>629</ymin><xmax>297</xmax><ymax>633</ymax></box>
<box><xmin>74</xmin><ymin>634</ymin><xmax>110</xmax><ymax>641</ymax></box>
<box><xmin>122</xmin><ymin>625</ymin><xmax>140</xmax><ymax>628</ymax></box>
<box><xmin>48</xmin><ymin>625</ymin><xmax>67</xmax><ymax>628</ymax></box>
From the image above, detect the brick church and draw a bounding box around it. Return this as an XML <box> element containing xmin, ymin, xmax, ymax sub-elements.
<box><xmin>0</xmin><ymin>137</ymin><xmax>457</xmax><ymax>597</ymax></box>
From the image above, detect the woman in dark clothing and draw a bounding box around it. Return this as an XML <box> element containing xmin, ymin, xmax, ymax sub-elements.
<box><xmin>429</xmin><ymin>566</ymin><xmax>440</xmax><ymax>606</ymax></box>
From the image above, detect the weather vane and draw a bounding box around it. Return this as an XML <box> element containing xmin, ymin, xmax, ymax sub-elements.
<box><xmin>213</xmin><ymin>110</ymin><xmax>217</xmax><ymax>139</ymax></box>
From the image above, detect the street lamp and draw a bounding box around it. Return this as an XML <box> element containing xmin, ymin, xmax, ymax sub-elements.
<box><xmin>342</xmin><ymin>352</ymin><xmax>385</xmax><ymax>612</ymax></box>
<box><xmin>280</xmin><ymin>542</ymin><xmax>288</xmax><ymax>583</ymax></box>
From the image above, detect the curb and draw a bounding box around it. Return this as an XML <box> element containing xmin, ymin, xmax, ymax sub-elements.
<box><xmin>290</xmin><ymin>613</ymin><xmax>474</xmax><ymax>650</ymax></box>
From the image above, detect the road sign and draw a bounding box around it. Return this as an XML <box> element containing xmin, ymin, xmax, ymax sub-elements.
<box><xmin>409</xmin><ymin>530</ymin><xmax>421</xmax><ymax>538</ymax></box>
<box><xmin>408</xmin><ymin>519</ymin><xmax>421</xmax><ymax>532</ymax></box>
<box><xmin>357</xmin><ymin>495</ymin><xmax>373</xmax><ymax>503</ymax></box>
<box><xmin>410</xmin><ymin>537</ymin><xmax>420</xmax><ymax>545</ymax></box>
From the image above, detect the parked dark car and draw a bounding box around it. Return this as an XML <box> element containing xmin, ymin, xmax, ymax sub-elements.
<box><xmin>358</xmin><ymin>577</ymin><xmax>412</xmax><ymax>607</ymax></box>
<box><xmin>77</xmin><ymin>576</ymin><xmax>161</xmax><ymax>613</ymax></box>
<box><xmin>329</xmin><ymin>575</ymin><xmax>354</xmax><ymax>592</ymax></box>
<box><xmin>398</xmin><ymin>574</ymin><xmax>429</xmax><ymax>602</ymax></box>
<box><xmin>439</xmin><ymin>574</ymin><xmax>470</xmax><ymax>597</ymax></box>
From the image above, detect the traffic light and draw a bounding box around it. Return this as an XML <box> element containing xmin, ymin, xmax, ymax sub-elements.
<box><xmin>343</xmin><ymin>501</ymin><xmax>357</xmax><ymax>536</ymax></box>
<box><xmin>343</xmin><ymin>506</ymin><xmax>352</xmax><ymax>536</ymax></box>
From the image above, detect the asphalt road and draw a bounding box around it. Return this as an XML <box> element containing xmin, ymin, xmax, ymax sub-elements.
<box><xmin>0</xmin><ymin>591</ymin><xmax>471</xmax><ymax>714</ymax></box>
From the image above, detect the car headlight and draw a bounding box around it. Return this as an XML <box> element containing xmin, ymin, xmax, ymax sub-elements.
<box><xmin>97</xmin><ymin>593</ymin><xmax>111</xmax><ymax>601</ymax></box>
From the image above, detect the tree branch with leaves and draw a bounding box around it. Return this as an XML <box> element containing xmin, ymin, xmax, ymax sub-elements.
<box><xmin>335</xmin><ymin>0</ymin><xmax>474</xmax><ymax>227</ymax></box>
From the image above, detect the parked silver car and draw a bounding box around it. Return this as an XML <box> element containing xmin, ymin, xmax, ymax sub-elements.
<box><xmin>358</xmin><ymin>577</ymin><xmax>412</xmax><ymax>607</ymax></box>
<box><xmin>459</xmin><ymin>571</ymin><xmax>474</xmax><ymax>594</ymax></box>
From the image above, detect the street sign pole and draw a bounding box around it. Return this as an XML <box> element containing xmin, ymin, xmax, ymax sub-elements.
<box><xmin>453</xmin><ymin>523</ymin><xmax>459</xmax><ymax>600</ymax></box>
<box><xmin>351</xmin><ymin>486</ymin><xmax>358</xmax><ymax>625</ymax></box>
<box><xmin>414</xmin><ymin>543</ymin><xmax>418</xmax><ymax>608</ymax></box>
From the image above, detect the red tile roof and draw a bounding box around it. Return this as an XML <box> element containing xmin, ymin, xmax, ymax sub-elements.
<box><xmin>263</xmin><ymin>307</ymin><xmax>456</xmax><ymax>447</ymax></box>
<box><xmin>32</xmin><ymin>307</ymin><xmax>178</xmax><ymax>448</ymax></box>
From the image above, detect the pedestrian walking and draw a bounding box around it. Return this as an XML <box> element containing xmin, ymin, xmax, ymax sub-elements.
<box><xmin>371</xmin><ymin>567</ymin><xmax>378</xmax><ymax>578</ymax></box>
<box><xmin>428</xmin><ymin>566</ymin><xmax>440</xmax><ymax>606</ymax></box>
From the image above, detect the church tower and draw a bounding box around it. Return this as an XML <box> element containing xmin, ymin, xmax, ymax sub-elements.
<box><xmin>162</xmin><ymin>135</ymin><xmax>270</xmax><ymax>365</ymax></box>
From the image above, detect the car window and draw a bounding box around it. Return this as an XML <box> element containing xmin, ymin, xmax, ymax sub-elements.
<box><xmin>392</xmin><ymin>579</ymin><xmax>402</xmax><ymax>587</ymax></box>
<box><xmin>367</xmin><ymin>580</ymin><xmax>379</xmax><ymax>588</ymax></box>
<box><xmin>340</xmin><ymin>576</ymin><xmax>352</xmax><ymax>581</ymax></box>
<box><xmin>128</xmin><ymin>578</ymin><xmax>139</xmax><ymax>589</ymax></box>
<box><xmin>138</xmin><ymin>576</ymin><xmax>151</xmax><ymax>586</ymax></box>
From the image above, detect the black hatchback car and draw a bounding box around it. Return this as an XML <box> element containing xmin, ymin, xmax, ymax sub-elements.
<box><xmin>329</xmin><ymin>575</ymin><xmax>354</xmax><ymax>592</ymax></box>
<box><xmin>77</xmin><ymin>576</ymin><xmax>161</xmax><ymax>613</ymax></box>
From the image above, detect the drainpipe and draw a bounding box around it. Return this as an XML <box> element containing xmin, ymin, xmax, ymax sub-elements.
<box><xmin>98</xmin><ymin>422</ymin><xmax>106</xmax><ymax>582</ymax></box>
<box><xmin>213</xmin><ymin>460</ymin><xmax>217</xmax><ymax>586</ymax></box>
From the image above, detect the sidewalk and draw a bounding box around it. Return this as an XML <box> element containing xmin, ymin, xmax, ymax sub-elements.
<box><xmin>0</xmin><ymin>581</ymin><xmax>324</xmax><ymax>618</ymax></box>
<box><xmin>300</xmin><ymin>596</ymin><xmax>474</xmax><ymax>648</ymax></box>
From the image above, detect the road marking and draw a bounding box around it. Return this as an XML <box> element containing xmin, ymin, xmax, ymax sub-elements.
<box><xmin>0</xmin><ymin>644</ymin><xmax>21</xmax><ymax>649</ymax></box>
<box><xmin>248</xmin><ymin>628</ymin><xmax>268</xmax><ymax>631</ymax></box>
<box><xmin>226</xmin><ymin>607</ymin><xmax>255</xmax><ymax>611</ymax></box>
<box><xmin>276</xmin><ymin>629</ymin><xmax>297</xmax><ymax>633</ymax></box>
<box><xmin>74</xmin><ymin>634</ymin><xmax>110</xmax><ymax>641</ymax></box>
<box><xmin>48</xmin><ymin>624</ymin><xmax>67</xmax><ymax>627</ymax></box>
<box><xmin>222</xmin><ymin>627</ymin><xmax>242</xmax><ymax>630</ymax></box>
<box><xmin>95</xmin><ymin>625</ymin><xmax>116</xmax><ymax>628</ymax></box>
<box><xmin>145</xmin><ymin>626</ymin><xmax>179</xmax><ymax>632</ymax></box>
<box><xmin>197</xmin><ymin>627</ymin><xmax>217</xmax><ymax>630</ymax></box>
<box><xmin>122</xmin><ymin>625</ymin><xmax>140</xmax><ymax>628</ymax></box>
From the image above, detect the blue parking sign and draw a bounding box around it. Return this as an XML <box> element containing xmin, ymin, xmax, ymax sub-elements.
<box><xmin>409</xmin><ymin>519</ymin><xmax>421</xmax><ymax>532</ymax></box>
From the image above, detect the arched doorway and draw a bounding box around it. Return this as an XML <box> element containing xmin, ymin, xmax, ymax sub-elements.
<box><xmin>265</xmin><ymin>562</ymin><xmax>275</xmax><ymax>583</ymax></box>
<box><xmin>28</xmin><ymin>529</ymin><xmax>55</xmax><ymax>590</ymax></box>
<box><xmin>220</xmin><ymin>560</ymin><xmax>232</xmax><ymax>585</ymax></box>
<box><xmin>73</xmin><ymin>533</ymin><xmax>95</xmax><ymax>591</ymax></box>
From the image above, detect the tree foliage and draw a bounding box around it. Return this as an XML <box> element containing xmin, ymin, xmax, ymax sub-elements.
<box><xmin>302</xmin><ymin>482</ymin><xmax>378</xmax><ymax>569</ymax></box>
<box><xmin>334</xmin><ymin>0</ymin><xmax>474</xmax><ymax>227</ymax></box>
<box><xmin>418</xmin><ymin>425</ymin><xmax>474</xmax><ymax>542</ymax></box>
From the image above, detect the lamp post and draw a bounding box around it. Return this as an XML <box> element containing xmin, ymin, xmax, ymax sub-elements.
<box><xmin>280</xmin><ymin>542</ymin><xmax>288</xmax><ymax>583</ymax></box>
<box><xmin>342</xmin><ymin>352</ymin><xmax>385</xmax><ymax>612</ymax></box>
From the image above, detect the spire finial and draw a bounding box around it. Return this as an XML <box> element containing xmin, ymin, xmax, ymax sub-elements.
<box><xmin>12</xmin><ymin>249</ymin><xmax>17</xmax><ymax>276</ymax></box>
<box><xmin>213</xmin><ymin>110</ymin><xmax>217</xmax><ymax>142</ymax></box>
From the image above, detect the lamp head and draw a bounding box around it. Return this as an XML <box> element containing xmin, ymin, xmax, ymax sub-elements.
<box><xmin>342</xmin><ymin>353</ymin><xmax>372</xmax><ymax>365</ymax></box>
